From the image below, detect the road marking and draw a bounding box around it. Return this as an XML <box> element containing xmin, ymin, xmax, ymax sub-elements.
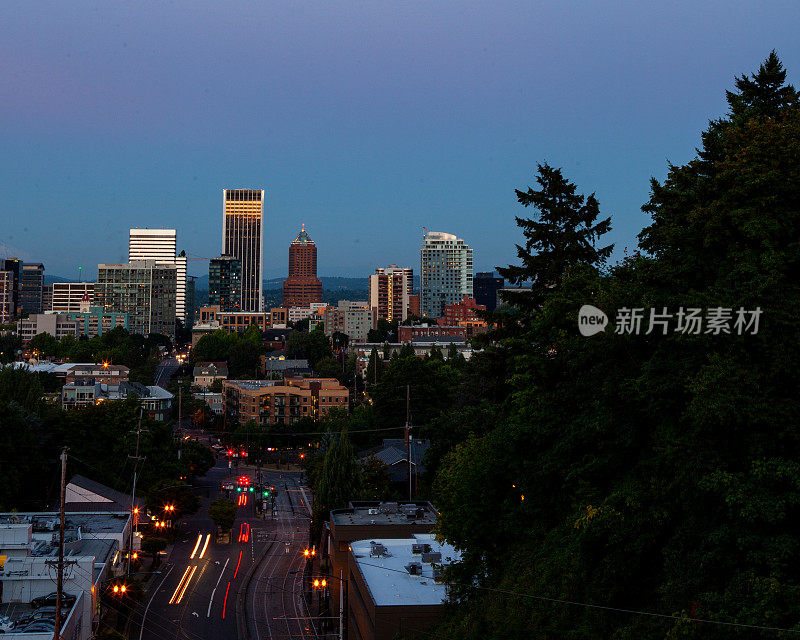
<box><xmin>206</xmin><ymin>557</ymin><xmax>230</xmax><ymax>617</ymax></box>
<box><xmin>198</xmin><ymin>533</ymin><xmax>211</xmax><ymax>559</ymax></box>
<box><xmin>169</xmin><ymin>566</ymin><xmax>192</xmax><ymax>604</ymax></box>
<box><xmin>139</xmin><ymin>563</ymin><xmax>175</xmax><ymax>640</ymax></box>
<box><xmin>175</xmin><ymin>565</ymin><xmax>197</xmax><ymax>604</ymax></box>
<box><xmin>189</xmin><ymin>534</ymin><xmax>203</xmax><ymax>559</ymax></box>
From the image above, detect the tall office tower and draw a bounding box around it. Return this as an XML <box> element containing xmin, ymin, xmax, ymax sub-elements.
<box><xmin>369</xmin><ymin>265</ymin><xmax>413</xmax><ymax>322</ymax></box>
<box><xmin>95</xmin><ymin>261</ymin><xmax>177</xmax><ymax>338</ymax></box>
<box><xmin>209</xmin><ymin>255</ymin><xmax>242</xmax><ymax>311</ymax></box>
<box><xmin>420</xmin><ymin>231</ymin><xmax>473</xmax><ymax>318</ymax></box>
<box><xmin>19</xmin><ymin>263</ymin><xmax>45</xmax><ymax>314</ymax></box>
<box><xmin>0</xmin><ymin>270</ymin><xmax>13</xmax><ymax>323</ymax></box>
<box><xmin>185</xmin><ymin>277</ymin><xmax>196</xmax><ymax>329</ymax></box>
<box><xmin>128</xmin><ymin>229</ymin><xmax>187</xmax><ymax>323</ymax></box>
<box><xmin>51</xmin><ymin>283</ymin><xmax>95</xmax><ymax>313</ymax></box>
<box><xmin>282</xmin><ymin>225</ymin><xmax>322</xmax><ymax>308</ymax></box>
<box><xmin>223</xmin><ymin>189</ymin><xmax>264</xmax><ymax>312</ymax></box>
<box><xmin>41</xmin><ymin>284</ymin><xmax>53</xmax><ymax>312</ymax></box>
<box><xmin>2</xmin><ymin>258</ymin><xmax>22</xmax><ymax>316</ymax></box>
<box><xmin>473</xmin><ymin>271</ymin><xmax>504</xmax><ymax>312</ymax></box>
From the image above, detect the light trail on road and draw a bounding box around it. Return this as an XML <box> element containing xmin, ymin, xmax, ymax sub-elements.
<box><xmin>175</xmin><ymin>565</ymin><xmax>198</xmax><ymax>605</ymax></box>
<box><xmin>207</xmin><ymin>557</ymin><xmax>229</xmax><ymax>617</ymax></box>
<box><xmin>189</xmin><ymin>534</ymin><xmax>203</xmax><ymax>559</ymax></box>
<box><xmin>169</xmin><ymin>566</ymin><xmax>193</xmax><ymax>605</ymax></box>
<box><xmin>222</xmin><ymin>582</ymin><xmax>231</xmax><ymax>619</ymax></box>
<box><xmin>198</xmin><ymin>533</ymin><xmax>211</xmax><ymax>558</ymax></box>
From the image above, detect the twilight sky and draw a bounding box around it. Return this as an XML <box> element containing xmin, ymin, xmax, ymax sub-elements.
<box><xmin>2</xmin><ymin>1</ymin><xmax>799</xmax><ymax>279</ymax></box>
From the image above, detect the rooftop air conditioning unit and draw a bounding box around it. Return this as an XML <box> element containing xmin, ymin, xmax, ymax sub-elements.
<box><xmin>411</xmin><ymin>544</ymin><xmax>426</xmax><ymax>554</ymax></box>
<box><xmin>367</xmin><ymin>508</ymin><xmax>379</xmax><ymax>515</ymax></box>
<box><xmin>421</xmin><ymin>552</ymin><xmax>441</xmax><ymax>564</ymax></box>
<box><xmin>370</xmin><ymin>542</ymin><xmax>389</xmax><ymax>557</ymax></box>
<box><xmin>405</xmin><ymin>562</ymin><xmax>422</xmax><ymax>576</ymax></box>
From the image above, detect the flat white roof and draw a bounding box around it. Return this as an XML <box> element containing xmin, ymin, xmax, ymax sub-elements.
<box><xmin>350</xmin><ymin>534</ymin><xmax>460</xmax><ymax>607</ymax></box>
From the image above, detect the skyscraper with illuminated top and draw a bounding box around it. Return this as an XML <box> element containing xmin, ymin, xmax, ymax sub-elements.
<box><xmin>282</xmin><ymin>224</ymin><xmax>322</xmax><ymax>307</ymax></box>
<box><xmin>223</xmin><ymin>189</ymin><xmax>264</xmax><ymax>312</ymax></box>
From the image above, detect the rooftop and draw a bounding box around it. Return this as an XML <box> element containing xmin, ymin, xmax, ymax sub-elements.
<box><xmin>331</xmin><ymin>501</ymin><xmax>437</xmax><ymax>527</ymax></box>
<box><xmin>291</xmin><ymin>224</ymin><xmax>314</xmax><ymax>245</ymax></box>
<box><xmin>350</xmin><ymin>534</ymin><xmax>460</xmax><ymax>607</ymax></box>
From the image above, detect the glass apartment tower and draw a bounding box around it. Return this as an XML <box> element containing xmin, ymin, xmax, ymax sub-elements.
<box><xmin>420</xmin><ymin>231</ymin><xmax>473</xmax><ymax>318</ymax></box>
<box><xmin>209</xmin><ymin>255</ymin><xmax>242</xmax><ymax>312</ymax></box>
<box><xmin>223</xmin><ymin>189</ymin><xmax>264</xmax><ymax>312</ymax></box>
<box><xmin>128</xmin><ymin>228</ymin><xmax>187</xmax><ymax>323</ymax></box>
<box><xmin>95</xmin><ymin>261</ymin><xmax>177</xmax><ymax>338</ymax></box>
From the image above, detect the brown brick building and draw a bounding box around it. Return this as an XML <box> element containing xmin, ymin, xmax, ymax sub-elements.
<box><xmin>283</xmin><ymin>225</ymin><xmax>322</xmax><ymax>307</ymax></box>
<box><xmin>397</xmin><ymin>324</ymin><xmax>467</xmax><ymax>343</ymax></box>
<box><xmin>222</xmin><ymin>377</ymin><xmax>348</xmax><ymax>426</ymax></box>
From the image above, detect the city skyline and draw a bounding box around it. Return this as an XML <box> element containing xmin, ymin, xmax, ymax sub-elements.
<box><xmin>3</xmin><ymin>3</ymin><xmax>798</xmax><ymax>279</ymax></box>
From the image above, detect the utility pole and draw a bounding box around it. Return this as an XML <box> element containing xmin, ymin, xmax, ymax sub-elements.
<box><xmin>128</xmin><ymin>408</ymin><xmax>145</xmax><ymax>576</ymax></box>
<box><xmin>177</xmin><ymin>385</ymin><xmax>182</xmax><ymax>460</ymax></box>
<box><xmin>54</xmin><ymin>446</ymin><xmax>68</xmax><ymax>640</ymax></box>
<box><xmin>405</xmin><ymin>384</ymin><xmax>412</xmax><ymax>501</ymax></box>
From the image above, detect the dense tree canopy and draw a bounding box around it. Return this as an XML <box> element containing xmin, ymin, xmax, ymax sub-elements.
<box><xmin>430</xmin><ymin>53</ymin><xmax>800</xmax><ymax>640</ymax></box>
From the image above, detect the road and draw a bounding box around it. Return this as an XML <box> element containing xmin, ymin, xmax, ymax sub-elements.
<box><xmin>135</xmin><ymin>456</ymin><xmax>317</xmax><ymax>640</ymax></box>
<box><xmin>154</xmin><ymin>356</ymin><xmax>180</xmax><ymax>387</ymax></box>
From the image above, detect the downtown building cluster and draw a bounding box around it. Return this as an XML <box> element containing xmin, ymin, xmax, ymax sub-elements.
<box><xmin>2</xmin><ymin>187</ymin><xmax>507</xmax><ymax>353</ymax></box>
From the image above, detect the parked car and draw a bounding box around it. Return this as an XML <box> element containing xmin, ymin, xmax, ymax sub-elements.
<box><xmin>22</xmin><ymin>621</ymin><xmax>56</xmax><ymax>633</ymax></box>
<box><xmin>30</xmin><ymin>591</ymin><xmax>76</xmax><ymax>608</ymax></box>
<box><xmin>15</xmin><ymin>606</ymin><xmax>70</xmax><ymax>627</ymax></box>
<box><xmin>0</xmin><ymin>615</ymin><xmax>14</xmax><ymax>632</ymax></box>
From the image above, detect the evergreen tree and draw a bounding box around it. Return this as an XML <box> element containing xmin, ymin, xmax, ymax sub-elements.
<box><xmin>497</xmin><ymin>163</ymin><xmax>613</xmax><ymax>311</ymax></box>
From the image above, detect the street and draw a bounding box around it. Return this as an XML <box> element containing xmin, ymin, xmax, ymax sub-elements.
<box><xmin>134</xmin><ymin>455</ymin><xmax>317</xmax><ymax>640</ymax></box>
<box><xmin>154</xmin><ymin>356</ymin><xmax>180</xmax><ymax>387</ymax></box>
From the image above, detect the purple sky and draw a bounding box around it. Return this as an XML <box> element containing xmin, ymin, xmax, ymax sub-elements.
<box><xmin>2</xmin><ymin>1</ymin><xmax>799</xmax><ymax>279</ymax></box>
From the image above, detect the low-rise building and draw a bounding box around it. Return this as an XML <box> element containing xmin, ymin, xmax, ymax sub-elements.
<box><xmin>223</xmin><ymin>377</ymin><xmax>349</xmax><ymax>426</ymax></box>
<box><xmin>193</xmin><ymin>361</ymin><xmax>228</xmax><ymax>388</ymax></box>
<box><xmin>264</xmin><ymin>327</ymin><xmax>293</xmax><ymax>352</ymax></box>
<box><xmin>17</xmin><ymin>313</ymin><xmax>78</xmax><ymax>342</ymax></box>
<box><xmin>347</xmin><ymin>534</ymin><xmax>460</xmax><ymax>640</ymax></box>
<box><xmin>287</xmin><ymin>302</ymin><xmax>328</xmax><ymax>324</ymax></box>
<box><xmin>193</xmin><ymin>391</ymin><xmax>223</xmax><ymax>415</ymax></box>
<box><xmin>62</xmin><ymin>381</ymin><xmax>173</xmax><ymax>421</ymax></box>
<box><xmin>324</xmin><ymin>301</ymin><xmax>376</xmax><ymax>342</ymax></box>
<box><xmin>261</xmin><ymin>356</ymin><xmax>311</xmax><ymax>378</ymax></box>
<box><xmin>325</xmin><ymin>501</ymin><xmax>438</xmax><ymax>619</ymax></box>
<box><xmin>437</xmin><ymin>295</ymin><xmax>488</xmax><ymax>336</ymax></box>
<box><xmin>0</xmin><ymin>510</ymin><xmax>131</xmax><ymax>640</ymax></box>
<box><xmin>398</xmin><ymin>324</ymin><xmax>467</xmax><ymax>342</ymax></box>
<box><xmin>64</xmin><ymin>363</ymin><xmax>129</xmax><ymax>385</ymax></box>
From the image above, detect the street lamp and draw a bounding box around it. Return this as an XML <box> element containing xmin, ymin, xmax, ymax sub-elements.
<box><xmin>311</xmin><ymin>573</ymin><xmax>346</xmax><ymax>640</ymax></box>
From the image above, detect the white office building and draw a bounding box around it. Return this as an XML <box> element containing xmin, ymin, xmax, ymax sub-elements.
<box><xmin>128</xmin><ymin>228</ymin><xmax>187</xmax><ymax>323</ymax></box>
<box><xmin>420</xmin><ymin>231</ymin><xmax>473</xmax><ymax>318</ymax></box>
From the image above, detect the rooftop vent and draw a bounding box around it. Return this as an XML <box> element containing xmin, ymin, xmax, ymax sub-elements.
<box><xmin>367</xmin><ymin>508</ymin><xmax>379</xmax><ymax>515</ymax></box>
<box><xmin>405</xmin><ymin>562</ymin><xmax>422</xmax><ymax>576</ymax></box>
<box><xmin>379</xmin><ymin>502</ymin><xmax>398</xmax><ymax>514</ymax></box>
<box><xmin>370</xmin><ymin>542</ymin><xmax>390</xmax><ymax>557</ymax></box>
<box><xmin>421</xmin><ymin>551</ymin><xmax>442</xmax><ymax>564</ymax></box>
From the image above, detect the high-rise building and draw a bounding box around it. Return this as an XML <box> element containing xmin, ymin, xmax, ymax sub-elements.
<box><xmin>51</xmin><ymin>282</ymin><xmax>95</xmax><ymax>313</ymax></box>
<box><xmin>223</xmin><ymin>189</ymin><xmax>264</xmax><ymax>312</ymax></box>
<box><xmin>473</xmin><ymin>272</ymin><xmax>504</xmax><ymax>312</ymax></box>
<box><xmin>369</xmin><ymin>265</ymin><xmax>413</xmax><ymax>323</ymax></box>
<box><xmin>128</xmin><ymin>229</ymin><xmax>187</xmax><ymax>323</ymax></box>
<box><xmin>209</xmin><ymin>255</ymin><xmax>242</xmax><ymax>312</ymax></box>
<box><xmin>185</xmin><ymin>276</ymin><xmax>196</xmax><ymax>329</ymax></box>
<box><xmin>282</xmin><ymin>225</ymin><xmax>322</xmax><ymax>308</ymax></box>
<box><xmin>19</xmin><ymin>263</ymin><xmax>45</xmax><ymax>314</ymax></box>
<box><xmin>41</xmin><ymin>284</ymin><xmax>53</xmax><ymax>312</ymax></box>
<box><xmin>95</xmin><ymin>261</ymin><xmax>177</xmax><ymax>338</ymax></box>
<box><xmin>2</xmin><ymin>258</ymin><xmax>22</xmax><ymax>316</ymax></box>
<box><xmin>0</xmin><ymin>270</ymin><xmax>13</xmax><ymax>323</ymax></box>
<box><xmin>420</xmin><ymin>231</ymin><xmax>473</xmax><ymax>318</ymax></box>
